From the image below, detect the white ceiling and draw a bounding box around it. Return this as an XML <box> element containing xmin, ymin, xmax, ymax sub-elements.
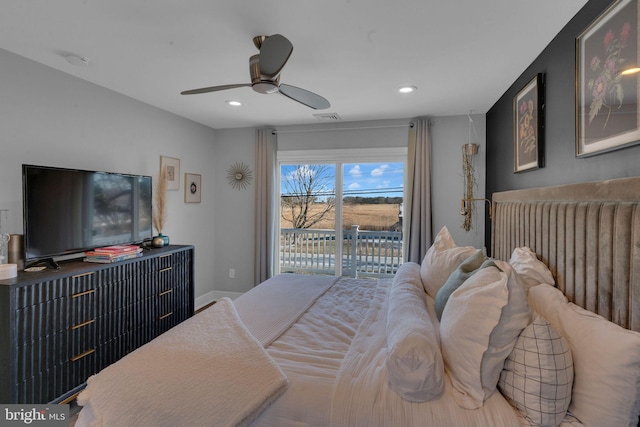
<box><xmin>0</xmin><ymin>1</ymin><xmax>588</xmax><ymax>130</ymax></box>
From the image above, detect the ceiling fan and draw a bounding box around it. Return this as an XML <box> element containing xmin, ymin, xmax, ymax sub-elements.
<box><xmin>181</xmin><ymin>34</ymin><xmax>330</xmax><ymax>110</ymax></box>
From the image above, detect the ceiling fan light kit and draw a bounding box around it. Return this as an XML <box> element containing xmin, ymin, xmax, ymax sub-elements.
<box><xmin>181</xmin><ymin>34</ymin><xmax>330</xmax><ymax>110</ymax></box>
<box><xmin>249</xmin><ymin>54</ymin><xmax>280</xmax><ymax>94</ymax></box>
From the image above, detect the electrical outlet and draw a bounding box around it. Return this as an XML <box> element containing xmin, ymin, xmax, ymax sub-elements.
<box><xmin>229</xmin><ymin>268</ymin><xmax>235</xmax><ymax>279</ymax></box>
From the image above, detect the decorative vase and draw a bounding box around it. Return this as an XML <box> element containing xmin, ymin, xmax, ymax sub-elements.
<box><xmin>151</xmin><ymin>233</ymin><xmax>170</xmax><ymax>248</ymax></box>
<box><xmin>152</xmin><ymin>236</ymin><xmax>164</xmax><ymax>248</ymax></box>
<box><xmin>159</xmin><ymin>233</ymin><xmax>169</xmax><ymax>246</ymax></box>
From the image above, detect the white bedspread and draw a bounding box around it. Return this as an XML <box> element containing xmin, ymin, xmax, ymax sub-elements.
<box><xmin>330</xmin><ymin>279</ymin><xmax>521</xmax><ymax>427</ymax></box>
<box><xmin>76</xmin><ymin>298</ymin><xmax>288</xmax><ymax>427</ymax></box>
<box><xmin>253</xmin><ymin>277</ymin><xmax>380</xmax><ymax>427</ymax></box>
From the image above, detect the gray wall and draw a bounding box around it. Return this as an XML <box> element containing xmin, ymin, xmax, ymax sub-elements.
<box><xmin>211</xmin><ymin>116</ymin><xmax>487</xmax><ymax>295</ymax></box>
<box><xmin>431</xmin><ymin>114</ymin><xmax>486</xmax><ymax>249</ymax></box>
<box><xmin>486</xmin><ymin>0</ymin><xmax>640</xmax><ymax>247</ymax></box>
<box><xmin>0</xmin><ymin>48</ymin><xmax>218</xmax><ymax>305</ymax></box>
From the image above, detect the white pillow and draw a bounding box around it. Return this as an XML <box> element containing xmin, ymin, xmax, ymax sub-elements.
<box><xmin>440</xmin><ymin>261</ymin><xmax>530</xmax><ymax>409</ymax></box>
<box><xmin>420</xmin><ymin>226</ymin><xmax>476</xmax><ymax>298</ymax></box>
<box><xmin>386</xmin><ymin>262</ymin><xmax>444</xmax><ymax>402</ymax></box>
<box><xmin>509</xmin><ymin>247</ymin><xmax>555</xmax><ymax>291</ymax></box>
<box><xmin>528</xmin><ymin>284</ymin><xmax>640</xmax><ymax>427</ymax></box>
<box><xmin>499</xmin><ymin>315</ymin><xmax>573</xmax><ymax>427</ymax></box>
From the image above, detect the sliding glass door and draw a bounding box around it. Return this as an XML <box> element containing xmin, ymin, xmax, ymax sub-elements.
<box><xmin>342</xmin><ymin>162</ymin><xmax>404</xmax><ymax>278</ymax></box>
<box><xmin>280</xmin><ymin>163</ymin><xmax>337</xmax><ymax>275</ymax></box>
<box><xmin>278</xmin><ymin>149</ymin><xmax>406</xmax><ymax>278</ymax></box>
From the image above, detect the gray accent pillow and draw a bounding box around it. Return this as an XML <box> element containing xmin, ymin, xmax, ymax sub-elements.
<box><xmin>435</xmin><ymin>249</ymin><xmax>490</xmax><ymax>320</ymax></box>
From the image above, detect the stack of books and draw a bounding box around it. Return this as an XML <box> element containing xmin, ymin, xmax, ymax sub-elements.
<box><xmin>85</xmin><ymin>244</ymin><xmax>143</xmax><ymax>263</ymax></box>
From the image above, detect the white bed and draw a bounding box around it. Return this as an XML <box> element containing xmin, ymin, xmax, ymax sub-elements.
<box><xmin>75</xmin><ymin>177</ymin><xmax>640</xmax><ymax>427</ymax></box>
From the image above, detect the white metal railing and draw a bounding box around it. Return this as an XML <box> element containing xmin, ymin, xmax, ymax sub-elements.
<box><xmin>279</xmin><ymin>225</ymin><xmax>403</xmax><ymax>278</ymax></box>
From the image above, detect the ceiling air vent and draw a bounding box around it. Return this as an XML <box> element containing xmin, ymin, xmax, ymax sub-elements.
<box><xmin>313</xmin><ymin>112</ymin><xmax>341</xmax><ymax>121</ymax></box>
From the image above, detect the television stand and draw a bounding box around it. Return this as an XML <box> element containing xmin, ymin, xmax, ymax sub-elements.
<box><xmin>26</xmin><ymin>257</ymin><xmax>61</xmax><ymax>270</ymax></box>
<box><xmin>43</xmin><ymin>258</ymin><xmax>61</xmax><ymax>269</ymax></box>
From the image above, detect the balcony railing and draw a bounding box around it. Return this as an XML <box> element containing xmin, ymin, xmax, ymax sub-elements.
<box><xmin>279</xmin><ymin>225</ymin><xmax>403</xmax><ymax>278</ymax></box>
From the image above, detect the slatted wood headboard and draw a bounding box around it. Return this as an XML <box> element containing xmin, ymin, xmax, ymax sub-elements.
<box><xmin>491</xmin><ymin>177</ymin><xmax>640</xmax><ymax>333</ymax></box>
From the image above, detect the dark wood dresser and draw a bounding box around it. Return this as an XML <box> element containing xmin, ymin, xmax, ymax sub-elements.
<box><xmin>0</xmin><ymin>244</ymin><xmax>194</xmax><ymax>404</ymax></box>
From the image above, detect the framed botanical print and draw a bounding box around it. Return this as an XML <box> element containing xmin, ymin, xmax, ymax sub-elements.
<box><xmin>514</xmin><ymin>73</ymin><xmax>544</xmax><ymax>172</ymax></box>
<box><xmin>576</xmin><ymin>0</ymin><xmax>640</xmax><ymax>157</ymax></box>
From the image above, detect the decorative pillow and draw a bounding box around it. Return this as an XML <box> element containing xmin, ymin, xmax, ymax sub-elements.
<box><xmin>509</xmin><ymin>247</ymin><xmax>555</xmax><ymax>292</ymax></box>
<box><xmin>420</xmin><ymin>226</ymin><xmax>476</xmax><ymax>298</ymax></box>
<box><xmin>498</xmin><ymin>315</ymin><xmax>573</xmax><ymax>427</ymax></box>
<box><xmin>434</xmin><ymin>249</ymin><xmax>487</xmax><ymax>320</ymax></box>
<box><xmin>528</xmin><ymin>284</ymin><xmax>640</xmax><ymax>427</ymax></box>
<box><xmin>386</xmin><ymin>262</ymin><xmax>444</xmax><ymax>402</ymax></box>
<box><xmin>440</xmin><ymin>261</ymin><xmax>530</xmax><ymax>409</ymax></box>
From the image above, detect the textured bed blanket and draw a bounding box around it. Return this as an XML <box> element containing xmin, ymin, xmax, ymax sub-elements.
<box><xmin>76</xmin><ymin>298</ymin><xmax>288</xmax><ymax>427</ymax></box>
<box><xmin>234</xmin><ymin>273</ymin><xmax>339</xmax><ymax>346</ymax></box>
<box><xmin>330</xmin><ymin>280</ymin><xmax>520</xmax><ymax>427</ymax></box>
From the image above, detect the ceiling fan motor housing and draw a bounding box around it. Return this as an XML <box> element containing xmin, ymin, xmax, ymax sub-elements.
<box><xmin>249</xmin><ymin>54</ymin><xmax>279</xmax><ymax>94</ymax></box>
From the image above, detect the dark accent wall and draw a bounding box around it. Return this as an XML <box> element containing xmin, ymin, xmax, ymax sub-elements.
<box><xmin>485</xmin><ymin>0</ymin><xmax>640</xmax><ymax>246</ymax></box>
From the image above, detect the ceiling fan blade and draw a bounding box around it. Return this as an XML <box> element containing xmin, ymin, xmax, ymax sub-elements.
<box><xmin>279</xmin><ymin>84</ymin><xmax>330</xmax><ymax>110</ymax></box>
<box><xmin>181</xmin><ymin>83</ymin><xmax>250</xmax><ymax>95</ymax></box>
<box><xmin>259</xmin><ymin>34</ymin><xmax>293</xmax><ymax>78</ymax></box>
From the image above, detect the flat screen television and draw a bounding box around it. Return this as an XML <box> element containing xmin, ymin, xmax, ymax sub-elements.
<box><xmin>22</xmin><ymin>164</ymin><xmax>153</xmax><ymax>266</ymax></box>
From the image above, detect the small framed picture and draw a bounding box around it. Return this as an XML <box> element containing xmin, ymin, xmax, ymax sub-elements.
<box><xmin>184</xmin><ymin>173</ymin><xmax>201</xmax><ymax>203</ymax></box>
<box><xmin>576</xmin><ymin>0</ymin><xmax>640</xmax><ymax>157</ymax></box>
<box><xmin>513</xmin><ymin>73</ymin><xmax>544</xmax><ymax>173</ymax></box>
<box><xmin>160</xmin><ymin>156</ymin><xmax>180</xmax><ymax>190</ymax></box>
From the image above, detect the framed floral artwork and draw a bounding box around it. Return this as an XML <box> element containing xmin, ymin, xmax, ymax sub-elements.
<box><xmin>576</xmin><ymin>0</ymin><xmax>640</xmax><ymax>157</ymax></box>
<box><xmin>513</xmin><ymin>73</ymin><xmax>544</xmax><ymax>172</ymax></box>
<box><xmin>184</xmin><ymin>173</ymin><xmax>201</xmax><ymax>203</ymax></box>
<box><xmin>160</xmin><ymin>156</ymin><xmax>180</xmax><ymax>190</ymax></box>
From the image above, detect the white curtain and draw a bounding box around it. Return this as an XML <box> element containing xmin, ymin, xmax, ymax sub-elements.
<box><xmin>406</xmin><ymin>118</ymin><xmax>432</xmax><ymax>263</ymax></box>
<box><xmin>254</xmin><ymin>129</ymin><xmax>277</xmax><ymax>285</ymax></box>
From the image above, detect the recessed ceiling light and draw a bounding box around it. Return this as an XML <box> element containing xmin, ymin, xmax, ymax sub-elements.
<box><xmin>397</xmin><ymin>86</ymin><xmax>417</xmax><ymax>94</ymax></box>
<box><xmin>226</xmin><ymin>100</ymin><xmax>242</xmax><ymax>107</ymax></box>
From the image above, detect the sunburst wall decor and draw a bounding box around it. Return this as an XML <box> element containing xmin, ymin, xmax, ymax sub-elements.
<box><xmin>226</xmin><ymin>162</ymin><xmax>253</xmax><ymax>190</ymax></box>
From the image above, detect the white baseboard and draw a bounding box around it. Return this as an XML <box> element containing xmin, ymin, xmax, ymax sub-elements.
<box><xmin>195</xmin><ymin>290</ymin><xmax>244</xmax><ymax>310</ymax></box>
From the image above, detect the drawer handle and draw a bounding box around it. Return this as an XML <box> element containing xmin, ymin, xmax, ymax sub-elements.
<box><xmin>72</xmin><ymin>289</ymin><xmax>96</xmax><ymax>298</ymax></box>
<box><xmin>72</xmin><ymin>272</ymin><xmax>95</xmax><ymax>279</ymax></box>
<box><xmin>71</xmin><ymin>319</ymin><xmax>95</xmax><ymax>330</ymax></box>
<box><xmin>159</xmin><ymin>311</ymin><xmax>173</xmax><ymax>320</ymax></box>
<box><xmin>159</xmin><ymin>289</ymin><xmax>173</xmax><ymax>297</ymax></box>
<box><xmin>60</xmin><ymin>391</ymin><xmax>82</xmax><ymax>405</ymax></box>
<box><xmin>71</xmin><ymin>349</ymin><xmax>95</xmax><ymax>362</ymax></box>
<box><xmin>159</xmin><ymin>267</ymin><xmax>172</xmax><ymax>273</ymax></box>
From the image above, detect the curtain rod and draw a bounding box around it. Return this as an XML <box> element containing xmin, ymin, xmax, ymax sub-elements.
<box><xmin>272</xmin><ymin>122</ymin><xmax>415</xmax><ymax>135</ymax></box>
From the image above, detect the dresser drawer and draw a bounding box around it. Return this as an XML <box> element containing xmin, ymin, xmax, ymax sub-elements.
<box><xmin>1</xmin><ymin>245</ymin><xmax>194</xmax><ymax>404</ymax></box>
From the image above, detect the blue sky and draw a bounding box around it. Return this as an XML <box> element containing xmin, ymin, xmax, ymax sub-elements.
<box><xmin>281</xmin><ymin>162</ymin><xmax>404</xmax><ymax>198</ymax></box>
<box><xmin>343</xmin><ymin>163</ymin><xmax>403</xmax><ymax>197</ymax></box>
